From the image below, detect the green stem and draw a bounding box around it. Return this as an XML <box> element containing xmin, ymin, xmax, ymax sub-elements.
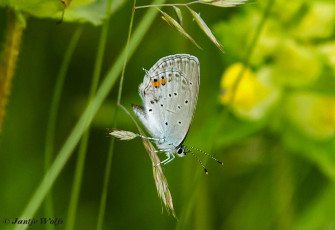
<box><xmin>66</xmin><ymin>2</ymin><xmax>111</xmax><ymax>229</ymax></box>
<box><xmin>0</xmin><ymin>11</ymin><xmax>25</xmax><ymax>134</ymax></box>
<box><xmin>229</xmin><ymin>0</ymin><xmax>275</xmax><ymax>106</ymax></box>
<box><xmin>14</xmin><ymin>0</ymin><xmax>166</xmax><ymax>229</ymax></box>
<box><xmin>116</xmin><ymin>0</ymin><xmax>136</xmax><ymax>106</ymax></box>
<box><xmin>43</xmin><ymin>27</ymin><xmax>83</xmax><ymax>229</ymax></box>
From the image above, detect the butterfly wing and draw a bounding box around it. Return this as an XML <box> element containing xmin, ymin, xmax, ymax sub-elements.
<box><xmin>133</xmin><ymin>54</ymin><xmax>200</xmax><ymax>149</ymax></box>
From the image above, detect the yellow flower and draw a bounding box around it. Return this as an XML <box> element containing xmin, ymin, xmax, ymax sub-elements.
<box><xmin>220</xmin><ymin>63</ymin><xmax>280</xmax><ymax>120</ymax></box>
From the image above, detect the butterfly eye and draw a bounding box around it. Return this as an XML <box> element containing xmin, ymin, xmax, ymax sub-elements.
<box><xmin>177</xmin><ymin>148</ymin><xmax>183</xmax><ymax>154</ymax></box>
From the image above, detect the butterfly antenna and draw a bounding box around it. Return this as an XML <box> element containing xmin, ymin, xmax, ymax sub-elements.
<box><xmin>187</xmin><ymin>150</ymin><xmax>208</xmax><ymax>175</ymax></box>
<box><xmin>186</xmin><ymin>146</ymin><xmax>223</xmax><ymax>165</ymax></box>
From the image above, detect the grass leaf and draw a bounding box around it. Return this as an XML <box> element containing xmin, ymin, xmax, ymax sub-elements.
<box><xmin>173</xmin><ymin>6</ymin><xmax>183</xmax><ymax>24</ymax></box>
<box><xmin>159</xmin><ymin>9</ymin><xmax>201</xmax><ymax>49</ymax></box>
<box><xmin>200</xmin><ymin>0</ymin><xmax>247</xmax><ymax>7</ymax></box>
<box><xmin>187</xmin><ymin>7</ymin><xmax>224</xmax><ymax>52</ymax></box>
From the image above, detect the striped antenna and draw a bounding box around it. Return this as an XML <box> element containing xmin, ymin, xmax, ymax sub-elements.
<box><xmin>185</xmin><ymin>146</ymin><xmax>223</xmax><ymax>165</ymax></box>
<box><xmin>187</xmin><ymin>150</ymin><xmax>208</xmax><ymax>175</ymax></box>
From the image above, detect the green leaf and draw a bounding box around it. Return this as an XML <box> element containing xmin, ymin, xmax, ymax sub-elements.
<box><xmin>2</xmin><ymin>0</ymin><xmax>64</xmax><ymax>18</ymax></box>
<box><xmin>0</xmin><ymin>0</ymin><xmax>126</xmax><ymax>25</ymax></box>
<box><xmin>62</xmin><ymin>0</ymin><xmax>127</xmax><ymax>25</ymax></box>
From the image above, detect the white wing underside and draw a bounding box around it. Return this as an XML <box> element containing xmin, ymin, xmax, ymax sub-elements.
<box><xmin>132</xmin><ymin>54</ymin><xmax>200</xmax><ymax>151</ymax></box>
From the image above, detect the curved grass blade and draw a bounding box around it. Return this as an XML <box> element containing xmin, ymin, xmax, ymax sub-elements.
<box><xmin>159</xmin><ymin>9</ymin><xmax>201</xmax><ymax>49</ymax></box>
<box><xmin>187</xmin><ymin>7</ymin><xmax>224</xmax><ymax>52</ymax></box>
<box><xmin>173</xmin><ymin>6</ymin><xmax>183</xmax><ymax>24</ymax></box>
<box><xmin>200</xmin><ymin>0</ymin><xmax>247</xmax><ymax>7</ymax></box>
<box><xmin>143</xmin><ymin>132</ymin><xmax>177</xmax><ymax>218</ymax></box>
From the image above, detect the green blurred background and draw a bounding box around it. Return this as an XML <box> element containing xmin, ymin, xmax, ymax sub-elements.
<box><xmin>0</xmin><ymin>0</ymin><xmax>335</xmax><ymax>229</ymax></box>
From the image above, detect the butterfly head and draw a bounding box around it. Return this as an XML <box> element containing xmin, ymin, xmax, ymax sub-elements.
<box><xmin>176</xmin><ymin>145</ymin><xmax>187</xmax><ymax>157</ymax></box>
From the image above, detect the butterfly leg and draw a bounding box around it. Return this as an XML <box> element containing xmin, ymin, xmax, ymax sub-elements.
<box><xmin>137</xmin><ymin>134</ymin><xmax>160</xmax><ymax>142</ymax></box>
<box><xmin>150</xmin><ymin>149</ymin><xmax>167</xmax><ymax>153</ymax></box>
<box><xmin>160</xmin><ymin>153</ymin><xmax>175</xmax><ymax>165</ymax></box>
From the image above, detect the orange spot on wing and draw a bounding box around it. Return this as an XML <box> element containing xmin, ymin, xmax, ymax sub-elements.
<box><xmin>161</xmin><ymin>79</ymin><xmax>166</xmax><ymax>85</ymax></box>
<box><xmin>168</xmin><ymin>78</ymin><xmax>172</xmax><ymax>82</ymax></box>
<box><xmin>152</xmin><ymin>80</ymin><xmax>160</xmax><ymax>88</ymax></box>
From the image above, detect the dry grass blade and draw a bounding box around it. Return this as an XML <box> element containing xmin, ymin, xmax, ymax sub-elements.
<box><xmin>173</xmin><ymin>6</ymin><xmax>183</xmax><ymax>24</ymax></box>
<box><xmin>200</xmin><ymin>0</ymin><xmax>247</xmax><ymax>7</ymax></box>
<box><xmin>158</xmin><ymin>8</ymin><xmax>201</xmax><ymax>49</ymax></box>
<box><xmin>109</xmin><ymin>129</ymin><xmax>138</xmax><ymax>140</ymax></box>
<box><xmin>139</xmin><ymin>130</ymin><xmax>177</xmax><ymax>218</ymax></box>
<box><xmin>187</xmin><ymin>7</ymin><xmax>224</xmax><ymax>52</ymax></box>
<box><xmin>118</xmin><ymin>104</ymin><xmax>176</xmax><ymax>218</ymax></box>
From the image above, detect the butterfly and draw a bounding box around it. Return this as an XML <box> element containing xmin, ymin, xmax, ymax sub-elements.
<box><xmin>132</xmin><ymin>54</ymin><xmax>222</xmax><ymax>173</ymax></box>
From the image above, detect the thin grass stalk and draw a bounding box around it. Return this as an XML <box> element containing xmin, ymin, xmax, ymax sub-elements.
<box><xmin>95</xmin><ymin>0</ymin><xmax>136</xmax><ymax>223</ymax></box>
<box><xmin>65</xmin><ymin>2</ymin><xmax>112</xmax><ymax>229</ymax></box>
<box><xmin>175</xmin><ymin>0</ymin><xmax>275</xmax><ymax>229</ymax></box>
<box><xmin>116</xmin><ymin>0</ymin><xmax>136</xmax><ymax>106</ymax></box>
<box><xmin>14</xmin><ymin>1</ymin><xmax>166</xmax><ymax>229</ymax></box>
<box><xmin>96</xmin><ymin>0</ymin><xmax>166</xmax><ymax>228</ymax></box>
<box><xmin>43</xmin><ymin>26</ymin><xmax>83</xmax><ymax>229</ymax></box>
<box><xmin>0</xmin><ymin>11</ymin><xmax>25</xmax><ymax>134</ymax></box>
<box><xmin>96</xmin><ymin>135</ymin><xmax>115</xmax><ymax>230</ymax></box>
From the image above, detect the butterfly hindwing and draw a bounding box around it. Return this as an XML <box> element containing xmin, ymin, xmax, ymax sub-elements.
<box><xmin>134</xmin><ymin>54</ymin><xmax>200</xmax><ymax>149</ymax></box>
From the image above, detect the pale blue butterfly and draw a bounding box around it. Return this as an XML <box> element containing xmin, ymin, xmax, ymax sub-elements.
<box><xmin>132</xmin><ymin>54</ymin><xmax>222</xmax><ymax>173</ymax></box>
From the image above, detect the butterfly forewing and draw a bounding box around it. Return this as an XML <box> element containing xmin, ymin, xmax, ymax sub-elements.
<box><xmin>133</xmin><ymin>54</ymin><xmax>200</xmax><ymax>150</ymax></box>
